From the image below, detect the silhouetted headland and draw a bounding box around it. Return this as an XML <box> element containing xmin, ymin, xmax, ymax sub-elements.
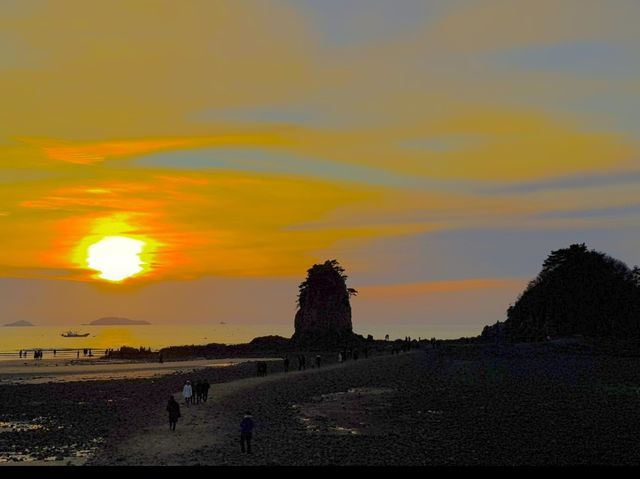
<box><xmin>3</xmin><ymin>320</ymin><xmax>34</xmax><ymax>327</ymax></box>
<box><xmin>481</xmin><ymin>243</ymin><xmax>640</xmax><ymax>344</ymax></box>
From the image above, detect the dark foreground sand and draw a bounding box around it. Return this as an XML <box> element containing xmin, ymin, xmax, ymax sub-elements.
<box><xmin>4</xmin><ymin>343</ymin><xmax>640</xmax><ymax>465</ymax></box>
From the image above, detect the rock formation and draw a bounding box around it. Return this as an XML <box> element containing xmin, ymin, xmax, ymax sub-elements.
<box><xmin>292</xmin><ymin>259</ymin><xmax>359</xmax><ymax>346</ymax></box>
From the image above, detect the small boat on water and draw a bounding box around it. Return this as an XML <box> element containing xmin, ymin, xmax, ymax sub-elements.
<box><xmin>60</xmin><ymin>331</ymin><xmax>90</xmax><ymax>338</ymax></box>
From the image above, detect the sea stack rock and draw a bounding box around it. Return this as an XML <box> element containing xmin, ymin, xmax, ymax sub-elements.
<box><xmin>292</xmin><ymin>259</ymin><xmax>359</xmax><ymax>346</ymax></box>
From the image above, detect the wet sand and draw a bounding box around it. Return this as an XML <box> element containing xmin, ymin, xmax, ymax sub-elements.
<box><xmin>0</xmin><ymin>357</ymin><xmax>279</xmax><ymax>384</ymax></box>
<box><xmin>96</xmin><ymin>359</ymin><xmax>352</xmax><ymax>465</ymax></box>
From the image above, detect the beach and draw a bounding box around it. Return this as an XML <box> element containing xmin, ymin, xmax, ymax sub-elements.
<box><xmin>3</xmin><ymin>342</ymin><xmax>640</xmax><ymax>465</ymax></box>
<box><xmin>0</xmin><ymin>357</ymin><xmax>278</xmax><ymax>385</ymax></box>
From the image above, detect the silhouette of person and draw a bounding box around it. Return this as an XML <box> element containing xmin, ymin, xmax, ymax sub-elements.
<box><xmin>192</xmin><ymin>380</ymin><xmax>200</xmax><ymax>404</ymax></box>
<box><xmin>159</xmin><ymin>352</ymin><xmax>163</xmax><ymax>364</ymax></box>
<box><xmin>198</xmin><ymin>380</ymin><xmax>205</xmax><ymax>403</ymax></box>
<box><xmin>183</xmin><ymin>380</ymin><xmax>193</xmax><ymax>406</ymax></box>
<box><xmin>338</xmin><ymin>351</ymin><xmax>343</xmax><ymax>363</ymax></box>
<box><xmin>167</xmin><ymin>395</ymin><xmax>181</xmax><ymax>431</ymax></box>
<box><xmin>353</xmin><ymin>350</ymin><xmax>359</xmax><ymax>361</ymax></box>
<box><xmin>283</xmin><ymin>356</ymin><xmax>290</xmax><ymax>373</ymax></box>
<box><xmin>19</xmin><ymin>350</ymin><xmax>22</xmax><ymax>359</ymax></box>
<box><xmin>240</xmin><ymin>412</ymin><xmax>254</xmax><ymax>454</ymax></box>
<box><xmin>300</xmin><ymin>355</ymin><xmax>306</xmax><ymax>370</ymax></box>
<box><xmin>202</xmin><ymin>379</ymin><xmax>210</xmax><ymax>402</ymax></box>
<box><xmin>77</xmin><ymin>350</ymin><xmax>80</xmax><ymax>359</ymax></box>
<box><xmin>315</xmin><ymin>354</ymin><xmax>321</xmax><ymax>368</ymax></box>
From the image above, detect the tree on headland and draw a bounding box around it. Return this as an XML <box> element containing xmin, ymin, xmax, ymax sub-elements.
<box><xmin>292</xmin><ymin>259</ymin><xmax>359</xmax><ymax>345</ymax></box>
<box><xmin>502</xmin><ymin>243</ymin><xmax>640</xmax><ymax>341</ymax></box>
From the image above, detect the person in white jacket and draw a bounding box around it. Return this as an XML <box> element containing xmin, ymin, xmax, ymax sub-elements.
<box><xmin>183</xmin><ymin>380</ymin><xmax>193</xmax><ymax>406</ymax></box>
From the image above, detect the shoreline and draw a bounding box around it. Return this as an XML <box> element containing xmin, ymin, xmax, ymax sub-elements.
<box><xmin>0</xmin><ymin>357</ymin><xmax>282</xmax><ymax>385</ymax></box>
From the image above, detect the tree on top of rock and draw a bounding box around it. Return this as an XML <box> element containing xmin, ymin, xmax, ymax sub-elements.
<box><xmin>293</xmin><ymin>259</ymin><xmax>358</xmax><ymax>345</ymax></box>
<box><xmin>297</xmin><ymin>259</ymin><xmax>357</xmax><ymax>307</ymax></box>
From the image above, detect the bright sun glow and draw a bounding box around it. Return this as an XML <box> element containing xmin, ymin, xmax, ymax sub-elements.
<box><xmin>87</xmin><ymin>236</ymin><xmax>146</xmax><ymax>281</ymax></box>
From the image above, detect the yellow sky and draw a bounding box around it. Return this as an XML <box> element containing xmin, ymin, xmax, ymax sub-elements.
<box><xmin>0</xmin><ymin>1</ymin><xmax>639</xmax><ymax>332</ymax></box>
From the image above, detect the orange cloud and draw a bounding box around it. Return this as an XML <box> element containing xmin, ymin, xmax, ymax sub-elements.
<box><xmin>18</xmin><ymin>133</ymin><xmax>289</xmax><ymax>165</ymax></box>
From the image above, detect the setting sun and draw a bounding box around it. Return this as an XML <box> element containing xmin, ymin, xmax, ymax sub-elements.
<box><xmin>87</xmin><ymin>236</ymin><xmax>146</xmax><ymax>282</ymax></box>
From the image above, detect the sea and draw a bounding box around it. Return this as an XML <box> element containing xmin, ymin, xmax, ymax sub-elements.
<box><xmin>0</xmin><ymin>323</ymin><xmax>456</xmax><ymax>361</ymax></box>
<box><xmin>0</xmin><ymin>323</ymin><xmax>294</xmax><ymax>360</ymax></box>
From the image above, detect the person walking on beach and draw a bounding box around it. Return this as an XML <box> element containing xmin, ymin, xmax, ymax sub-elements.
<box><xmin>338</xmin><ymin>351</ymin><xmax>343</xmax><ymax>363</ymax></box>
<box><xmin>240</xmin><ymin>412</ymin><xmax>254</xmax><ymax>454</ymax></box>
<box><xmin>76</xmin><ymin>350</ymin><xmax>80</xmax><ymax>359</ymax></box>
<box><xmin>197</xmin><ymin>380</ymin><xmax>204</xmax><ymax>403</ymax></box>
<box><xmin>183</xmin><ymin>380</ymin><xmax>193</xmax><ymax>406</ymax></box>
<box><xmin>194</xmin><ymin>380</ymin><xmax>202</xmax><ymax>405</ymax></box>
<box><xmin>167</xmin><ymin>395</ymin><xmax>181</xmax><ymax>431</ymax></box>
<box><xmin>315</xmin><ymin>354</ymin><xmax>322</xmax><ymax>368</ymax></box>
<box><xmin>202</xmin><ymin>379</ymin><xmax>210</xmax><ymax>402</ymax></box>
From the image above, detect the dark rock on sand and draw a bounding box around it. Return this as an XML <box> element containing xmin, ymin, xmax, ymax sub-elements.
<box><xmin>292</xmin><ymin>259</ymin><xmax>359</xmax><ymax>346</ymax></box>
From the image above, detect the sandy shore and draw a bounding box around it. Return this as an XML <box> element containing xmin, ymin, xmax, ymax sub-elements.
<box><xmin>0</xmin><ymin>357</ymin><xmax>279</xmax><ymax>385</ymax></box>
<box><xmin>98</xmin><ymin>358</ymin><xmax>353</xmax><ymax>465</ymax></box>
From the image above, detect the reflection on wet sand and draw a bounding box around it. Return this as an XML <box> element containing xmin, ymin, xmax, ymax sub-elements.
<box><xmin>0</xmin><ymin>358</ymin><xmax>279</xmax><ymax>385</ymax></box>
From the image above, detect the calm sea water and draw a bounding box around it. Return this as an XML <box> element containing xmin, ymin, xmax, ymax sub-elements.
<box><xmin>0</xmin><ymin>324</ymin><xmax>294</xmax><ymax>355</ymax></box>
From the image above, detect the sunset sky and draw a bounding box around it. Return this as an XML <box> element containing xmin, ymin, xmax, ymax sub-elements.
<box><xmin>1</xmin><ymin>0</ymin><xmax>639</xmax><ymax>338</ymax></box>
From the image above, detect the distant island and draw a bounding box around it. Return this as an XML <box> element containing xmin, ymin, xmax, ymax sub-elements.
<box><xmin>88</xmin><ymin>317</ymin><xmax>151</xmax><ymax>326</ymax></box>
<box><xmin>3</xmin><ymin>320</ymin><xmax>34</xmax><ymax>327</ymax></box>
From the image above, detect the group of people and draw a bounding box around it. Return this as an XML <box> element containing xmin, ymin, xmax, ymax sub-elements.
<box><xmin>166</xmin><ymin>346</ymin><xmax>388</xmax><ymax>454</ymax></box>
<box><xmin>181</xmin><ymin>379</ymin><xmax>211</xmax><ymax>405</ymax></box>
<box><xmin>167</xmin><ymin>381</ymin><xmax>255</xmax><ymax>455</ymax></box>
<box><xmin>19</xmin><ymin>349</ymin><xmax>44</xmax><ymax>359</ymax></box>
<box><xmin>281</xmin><ymin>354</ymin><xmax>324</xmax><ymax>372</ymax></box>
<box><xmin>19</xmin><ymin>349</ymin><xmax>59</xmax><ymax>359</ymax></box>
<box><xmin>338</xmin><ymin>347</ymin><xmax>368</xmax><ymax>362</ymax></box>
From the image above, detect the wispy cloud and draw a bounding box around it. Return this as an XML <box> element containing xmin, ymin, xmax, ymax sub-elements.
<box><xmin>0</xmin><ymin>0</ymin><xmax>638</xmax><ymax>293</ymax></box>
